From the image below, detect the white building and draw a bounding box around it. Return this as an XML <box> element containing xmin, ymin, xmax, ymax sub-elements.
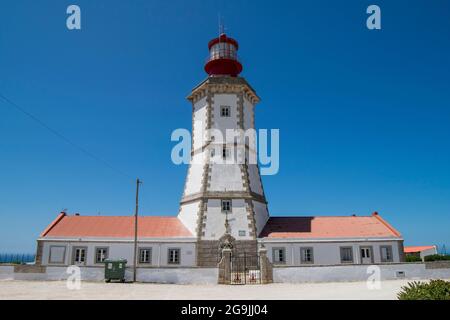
<box><xmin>404</xmin><ymin>245</ymin><xmax>438</xmax><ymax>261</ymax></box>
<box><xmin>36</xmin><ymin>33</ymin><xmax>405</xmax><ymax>272</ymax></box>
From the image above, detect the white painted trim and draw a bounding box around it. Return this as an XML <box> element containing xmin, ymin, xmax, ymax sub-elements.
<box><xmin>39</xmin><ymin>237</ymin><xmax>402</xmax><ymax>243</ymax></box>
<box><xmin>259</xmin><ymin>237</ymin><xmax>403</xmax><ymax>243</ymax></box>
<box><xmin>38</xmin><ymin>237</ymin><xmax>197</xmax><ymax>243</ymax></box>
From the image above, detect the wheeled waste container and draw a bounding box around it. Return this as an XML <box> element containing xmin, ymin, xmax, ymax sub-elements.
<box><xmin>104</xmin><ymin>259</ymin><xmax>127</xmax><ymax>282</ymax></box>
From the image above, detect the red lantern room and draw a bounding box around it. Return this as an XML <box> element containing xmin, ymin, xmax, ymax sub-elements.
<box><xmin>204</xmin><ymin>33</ymin><xmax>243</xmax><ymax>77</ymax></box>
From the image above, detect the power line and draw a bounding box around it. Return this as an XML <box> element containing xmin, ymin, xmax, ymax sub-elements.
<box><xmin>0</xmin><ymin>92</ymin><xmax>134</xmax><ymax>182</ymax></box>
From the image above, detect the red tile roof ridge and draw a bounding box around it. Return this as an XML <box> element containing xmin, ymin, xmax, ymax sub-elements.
<box><xmin>40</xmin><ymin>212</ymin><xmax>66</xmax><ymax>237</ymax></box>
<box><xmin>404</xmin><ymin>245</ymin><xmax>437</xmax><ymax>253</ymax></box>
<box><xmin>371</xmin><ymin>212</ymin><xmax>402</xmax><ymax>237</ymax></box>
<box><xmin>267</xmin><ymin>215</ymin><xmax>376</xmax><ymax>219</ymax></box>
<box><xmin>63</xmin><ymin>215</ymin><xmax>178</xmax><ymax>218</ymax></box>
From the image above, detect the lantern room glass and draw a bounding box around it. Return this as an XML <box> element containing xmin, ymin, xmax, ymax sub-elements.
<box><xmin>210</xmin><ymin>42</ymin><xmax>237</xmax><ymax>61</ymax></box>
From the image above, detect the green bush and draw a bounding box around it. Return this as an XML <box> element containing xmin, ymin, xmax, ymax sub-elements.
<box><xmin>424</xmin><ymin>254</ymin><xmax>450</xmax><ymax>262</ymax></box>
<box><xmin>398</xmin><ymin>280</ymin><xmax>450</xmax><ymax>300</ymax></box>
<box><xmin>405</xmin><ymin>255</ymin><xmax>422</xmax><ymax>262</ymax></box>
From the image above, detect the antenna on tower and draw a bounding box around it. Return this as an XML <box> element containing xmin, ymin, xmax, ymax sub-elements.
<box><xmin>218</xmin><ymin>13</ymin><xmax>225</xmax><ymax>35</ymax></box>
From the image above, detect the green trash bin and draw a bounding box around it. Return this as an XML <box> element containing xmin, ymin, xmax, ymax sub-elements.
<box><xmin>104</xmin><ymin>259</ymin><xmax>127</xmax><ymax>282</ymax></box>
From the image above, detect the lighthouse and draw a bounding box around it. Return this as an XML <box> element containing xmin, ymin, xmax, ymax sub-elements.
<box><xmin>177</xmin><ymin>33</ymin><xmax>270</xmax><ymax>266</ymax></box>
<box><xmin>35</xmin><ymin>32</ymin><xmax>406</xmax><ymax>278</ymax></box>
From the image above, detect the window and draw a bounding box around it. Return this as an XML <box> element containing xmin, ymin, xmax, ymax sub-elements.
<box><xmin>48</xmin><ymin>246</ymin><xmax>66</xmax><ymax>264</ymax></box>
<box><xmin>139</xmin><ymin>248</ymin><xmax>152</xmax><ymax>264</ymax></box>
<box><xmin>272</xmin><ymin>248</ymin><xmax>286</xmax><ymax>264</ymax></box>
<box><xmin>210</xmin><ymin>148</ymin><xmax>215</xmax><ymax>157</ymax></box>
<box><xmin>340</xmin><ymin>247</ymin><xmax>354</xmax><ymax>264</ymax></box>
<box><xmin>222</xmin><ymin>146</ymin><xmax>231</xmax><ymax>159</ymax></box>
<box><xmin>95</xmin><ymin>247</ymin><xmax>108</xmax><ymax>263</ymax></box>
<box><xmin>300</xmin><ymin>247</ymin><xmax>314</xmax><ymax>264</ymax></box>
<box><xmin>220</xmin><ymin>106</ymin><xmax>230</xmax><ymax>117</ymax></box>
<box><xmin>221</xmin><ymin>200</ymin><xmax>231</xmax><ymax>212</ymax></box>
<box><xmin>360</xmin><ymin>247</ymin><xmax>372</xmax><ymax>263</ymax></box>
<box><xmin>168</xmin><ymin>248</ymin><xmax>180</xmax><ymax>265</ymax></box>
<box><xmin>72</xmin><ymin>247</ymin><xmax>87</xmax><ymax>265</ymax></box>
<box><xmin>238</xmin><ymin>230</ymin><xmax>246</xmax><ymax>237</ymax></box>
<box><xmin>380</xmin><ymin>246</ymin><xmax>393</xmax><ymax>262</ymax></box>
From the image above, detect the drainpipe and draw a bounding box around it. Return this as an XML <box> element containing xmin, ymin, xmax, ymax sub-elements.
<box><xmin>158</xmin><ymin>243</ymin><xmax>161</xmax><ymax>267</ymax></box>
<box><xmin>291</xmin><ymin>245</ymin><xmax>295</xmax><ymax>265</ymax></box>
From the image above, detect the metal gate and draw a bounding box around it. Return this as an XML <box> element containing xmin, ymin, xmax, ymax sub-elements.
<box><xmin>230</xmin><ymin>254</ymin><xmax>261</xmax><ymax>285</ymax></box>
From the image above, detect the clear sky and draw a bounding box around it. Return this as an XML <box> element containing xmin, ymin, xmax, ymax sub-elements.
<box><xmin>1</xmin><ymin>0</ymin><xmax>449</xmax><ymax>253</ymax></box>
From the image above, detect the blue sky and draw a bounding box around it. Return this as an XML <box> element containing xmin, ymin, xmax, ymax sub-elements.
<box><xmin>0</xmin><ymin>0</ymin><xmax>449</xmax><ymax>253</ymax></box>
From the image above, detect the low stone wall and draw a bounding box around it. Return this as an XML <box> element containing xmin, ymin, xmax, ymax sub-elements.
<box><xmin>0</xmin><ymin>265</ymin><xmax>106</xmax><ymax>281</ymax></box>
<box><xmin>0</xmin><ymin>265</ymin><xmax>217</xmax><ymax>284</ymax></box>
<box><xmin>0</xmin><ymin>266</ymin><xmax>14</xmax><ymax>280</ymax></box>
<box><xmin>3</xmin><ymin>263</ymin><xmax>449</xmax><ymax>284</ymax></box>
<box><xmin>273</xmin><ymin>263</ymin><xmax>450</xmax><ymax>283</ymax></box>
<box><xmin>137</xmin><ymin>268</ymin><xmax>218</xmax><ymax>284</ymax></box>
<box><xmin>425</xmin><ymin>261</ymin><xmax>450</xmax><ymax>269</ymax></box>
<box><xmin>14</xmin><ymin>265</ymin><xmax>46</xmax><ymax>274</ymax></box>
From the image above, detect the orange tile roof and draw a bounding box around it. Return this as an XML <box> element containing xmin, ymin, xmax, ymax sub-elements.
<box><xmin>40</xmin><ymin>213</ymin><xmax>193</xmax><ymax>238</ymax></box>
<box><xmin>404</xmin><ymin>246</ymin><xmax>436</xmax><ymax>253</ymax></box>
<box><xmin>259</xmin><ymin>213</ymin><xmax>402</xmax><ymax>239</ymax></box>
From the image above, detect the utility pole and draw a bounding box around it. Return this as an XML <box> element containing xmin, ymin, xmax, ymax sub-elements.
<box><xmin>133</xmin><ymin>178</ymin><xmax>142</xmax><ymax>282</ymax></box>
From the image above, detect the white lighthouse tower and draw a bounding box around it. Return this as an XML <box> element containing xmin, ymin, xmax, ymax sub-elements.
<box><xmin>178</xmin><ymin>33</ymin><xmax>270</xmax><ymax>266</ymax></box>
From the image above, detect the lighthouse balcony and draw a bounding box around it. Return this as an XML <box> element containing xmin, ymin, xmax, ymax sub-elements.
<box><xmin>205</xmin><ymin>49</ymin><xmax>240</xmax><ymax>63</ymax></box>
<box><xmin>204</xmin><ymin>50</ymin><xmax>243</xmax><ymax>77</ymax></box>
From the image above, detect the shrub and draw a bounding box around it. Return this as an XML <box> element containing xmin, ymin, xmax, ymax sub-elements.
<box><xmin>406</xmin><ymin>255</ymin><xmax>422</xmax><ymax>262</ymax></box>
<box><xmin>398</xmin><ymin>280</ymin><xmax>450</xmax><ymax>300</ymax></box>
<box><xmin>424</xmin><ymin>254</ymin><xmax>450</xmax><ymax>262</ymax></box>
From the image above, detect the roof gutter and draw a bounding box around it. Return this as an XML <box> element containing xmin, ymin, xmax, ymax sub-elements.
<box><xmin>37</xmin><ymin>237</ymin><xmax>197</xmax><ymax>243</ymax></box>
<box><xmin>258</xmin><ymin>237</ymin><xmax>403</xmax><ymax>243</ymax></box>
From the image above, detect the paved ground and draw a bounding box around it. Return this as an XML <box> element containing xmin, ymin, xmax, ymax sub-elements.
<box><xmin>0</xmin><ymin>279</ymin><xmax>438</xmax><ymax>300</ymax></box>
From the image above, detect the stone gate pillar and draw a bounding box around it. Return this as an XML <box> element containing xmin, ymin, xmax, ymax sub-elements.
<box><xmin>259</xmin><ymin>245</ymin><xmax>273</xmax><ymax>284</ymax></box>
<box><xmin>218</xmin><ymin>248</ymin><xmax>232</xmax><ymax>284</ymax></box>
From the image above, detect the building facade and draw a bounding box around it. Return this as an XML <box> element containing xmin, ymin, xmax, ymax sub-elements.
<box><xmin>36</xmin><ymin>33</ymin><xmax>405</xmax><ymax>272</ymax></box>
<box><xmin>404</xmin><ymin>245</ymin><xmax>438</xmax><ymax>261</ymax></box>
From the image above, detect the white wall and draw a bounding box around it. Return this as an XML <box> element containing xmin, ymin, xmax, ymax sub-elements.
<box><xmin>178</xmin><ymin>201</ymin><xmax>201</xmax><ymax>235</ymax></box>
<box><xmin>0</xmin><ymin>265</ymin><xmax>14</xmax><ymax>280</ymax></box>
<box><xmin>0</xmin><ymin>265</ymin><xmax>218</xmax><ymax>284</ymax></box>
<box><xmin>183</xmin><ymin>154</ymin><xmax>204</xmax><ymax>195</ymax></box>
<box><xmin>420</xmin><ymin>247</ymin><xmax>438</xmax><ymax>260</ymax></box>
<box><xmin>261</xmin><ymin>240</ymin><xmax>403</xmax><ymax>265</ymax></box>
<box><xmin>202</xmin><ymin>199</ymin><xmax>252</xmax><ymax>240</ymax></box>
<box><xmin>40</xmin><ymin>240</ymin><xmax>196</xmax><ymax>267</ymax></box>
<box><xmin>211</xmin><ymin>93</ymin><xmax>238</xmax><ymax>138</ymax></box>
<box><xmin>2</xmin><ymin>264</ymin><xmax>449</xmax><ymax>284</ymax></box>
<box><xmin>193</xmin><ymin>96</ymin><xmax>208</xmax><ymax>150</ymax></box>
<box><xmin>243</xmin><ymin>96</ymin><xmax>254</xmax><ymax>131</ymax></box>
<box><xmin>253</xmin><ymin>200</ymin><xmax>270</xmax><ymax>237</ymax></box>
<box><xmin>209</xmin><ymin>164</ymin><xmax>245</xmax><ymax>191</ymax></box>
<box><xmin>273</xmin><ymin>263</ymin><xmax>450</xmax><ymax>283</ymax></box>
<box><xmin>137</xmin><ymin>267</ymin><xmax>218</xmax><ymax>284</ymax></box>
<box><xmin>248</xmin><ymin>164</ymin><xmax>263</xmax><ymax>195</ymax></box>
